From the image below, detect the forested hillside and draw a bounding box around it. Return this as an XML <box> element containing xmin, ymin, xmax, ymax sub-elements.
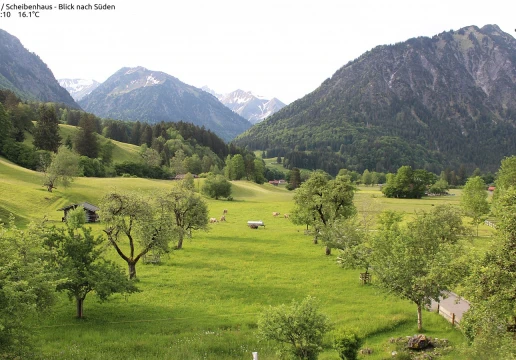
<box><xmin>234</xmin><ymin>25</ymin><xmax>516</xmax><ymax>174</ymax></box>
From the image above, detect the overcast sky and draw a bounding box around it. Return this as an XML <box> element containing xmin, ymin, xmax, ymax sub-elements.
<box><xmin>1</xmin><ymin>0</ymin><xmax>514</xmax><ymax>104</ymax></box>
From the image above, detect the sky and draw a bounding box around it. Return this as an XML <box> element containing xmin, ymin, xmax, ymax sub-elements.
<box><xmin>1</xmin><ymin>0</ymin><xmax>514</xmax><ymax>104</ymax></box>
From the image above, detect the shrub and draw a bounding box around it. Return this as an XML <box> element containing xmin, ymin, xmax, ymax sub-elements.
<box><xmin>258</xmin><ymin>296</ymin><xmax>331</xmax><ymax>359</ymax></box>
<box><xmin>333</xmin><ymin>330</ymin><xmax>362</xmax><ymax>360</ymax></box>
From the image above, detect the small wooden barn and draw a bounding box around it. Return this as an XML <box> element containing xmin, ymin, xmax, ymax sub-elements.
<box><xmin>58</xmin><ymin>202</ymin><xmax>100</xmax><ymax>223</ymax></box>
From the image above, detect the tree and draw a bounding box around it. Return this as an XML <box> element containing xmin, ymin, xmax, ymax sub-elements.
<box><xmin>167</xmin><ymin>181</ymin><xmax>209</xmax><ymax>250</ymax></box>
<box><xmin>99</xmin><ymin>140</ymin><xmax>115</xmax><ymax>165</ymax></box>
<box><xmin>461</xmin><ymin>187</ymin><xmax>516</xmax><ymax>358</ymax></box>
<box><xmin>231</xmin><ymin>154</ymin><xmax>245</xmax><ymax>180</ymax></box>
<box><xmin>170</xmin><ymin>148</ymin><xmax>187</xmax><ymax>175</ymax></box>
<box><xmin>0</xmin><ymin>103</ymin><xmax>11</xmax><ymax>151</ymax></box>
<box><xmin>0</xmin><ymin>217</ymin><xmax>56</xmax><ymax>357</ymax></box>
<box><xmin>202</xmin><ymin>174</ymin><xmax>232</xmax><ymax>200</ymax></box>
<box><xmin>74</xmin><ymin>113</ymin><xmax>99</xmax><ymax>158</ymax></box>
<box><xmin>461</xmin><ymin>176</ymin><xmax>489</xmax><ymax>236</ymax></box>
<box><xmin>33</xmin><ymin>104</ymin><xmax>61</xmax><ymax>152</ymax></box>
<box><xmin>139</xmin><ymin>144</ymin><xmax>162</xmax><ymax>167</ymax></box>
<box><xmin>99</xmin><ymin>191</ymin><xmax>176</xmax><ymax>279</ymax></box>
<box><xmin>382</xmin><ymin>166</ymin><xmax>433</xmax><ymax>198</ymax></box>
<box><xmin>370</xmin><ymin>205</ymin><xmax>469</xmax><ymax>331</ymax></box>
<box><xmin>253</xmin><ymin>158</ymin><xmax>266</xmax><ymax>184</ymax></box>
<box><xmin>428</xmin><ymin>178</ymin><xmax>449</xmax><ymax>195</ymax></box>
<box><xmin>289</xmin><ymin>167</ymin><xmax>302</xmax><ymax>189</ymax></box>
<box><xmin>8</xmin><ymin>103</ymin><xmax>34</xmax><ymax>142</ymax></box>
<box><xmin>224</xmin><ymin>154</ymin><xmax>234</xmax><ymax>180</ymax></box>
<box><xmin>332</xmin><ymin>217</ymin><xmax>372</xmax><ymax>275</ymax></box>
<box><xmin>493</xmin><ymin>156</ymin><xmax>516</xmax><ymax>210</ymax></box>
<box><xmin>291</xmin><ymin>171</ymin><xmax>356</xmax><ymax>250</ymax></box>
<box><xmin>42</xmin><ymin>146</ymin><xmax>81</xmax><ymax>192</ymax></box>
<box><xmin>362</xmin><ymin>169</ymin><xmax>372</xmax><ymax>186</ymax></box>
<box><xmin>44</xmin><ymin>208</ymin><xmax>138</xmax><ymax>318</ymax></box>
<box><xmin>258</xmin><ymin>296</ymin><xmax>331</xmax><ymax>360</ymax></box>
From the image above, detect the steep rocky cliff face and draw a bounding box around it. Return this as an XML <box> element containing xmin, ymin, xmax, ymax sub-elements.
<box><xmin>235</xmin><ymin>25</ymin><xmax>516</xmax><ymax>172</ymax></box>
<box><xmin>0</xmin><ymin>29</ymin><xmax>79</xmax><ymax>108</ymax></box>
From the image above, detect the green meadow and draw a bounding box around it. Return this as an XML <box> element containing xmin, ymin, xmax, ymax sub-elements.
<box><xmin>0</xmin><ymin>156</ymin><xmax>496</xmax><ymax>359</ymax></box>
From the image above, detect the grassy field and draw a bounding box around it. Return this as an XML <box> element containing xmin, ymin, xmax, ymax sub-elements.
<box><xmin>0</xmin><ymin>158</ymin><xmax>497</xmax><ymax>359</ymax></box>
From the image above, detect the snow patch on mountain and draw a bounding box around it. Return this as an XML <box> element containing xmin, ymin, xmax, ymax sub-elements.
<box><xmin>212</xmin><ymin>89</ymin><xmax>286</xmax><ymax>124</ymax></box>
<box><xmin>58</xmin><ymin>78</ymin><xmax>100</xmax><ymax>101</ymax></box>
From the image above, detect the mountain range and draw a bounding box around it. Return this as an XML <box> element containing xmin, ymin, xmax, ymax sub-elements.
<box><xmin>202</xmin><ymin>87</ymin><xmax>286</xmax><ymax>124</ymax></box>
<box><xmin>0</xmin><ymin>29</ymin><xmax>79</xmax><ymax>108</ymax></box>
<box><xmin>79</xmin><ymin>67</ymin><xmax>251</xmax><ymax>141</ymax></box>
<box><xmin>234</xmin><ymin>24</ymin><xmax>516</xmax><ymax>173</ymax></box>
<box><xmin>58</xmin><ymin>78</ymin><xmax>100</xmax><ymax>101</ymax></box>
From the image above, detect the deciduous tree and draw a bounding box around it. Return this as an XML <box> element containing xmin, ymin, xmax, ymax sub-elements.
<box><xmin>461</xmin><ymin>187</ymin><xmax>516</xmax><ymax>358</ymax></box>
<box><xmin>44</xmin><ymin>207</ymin><xmax>138</xmax><ymax>318</ymax></box>
<box><xmin>42</xmin><ymin>146</ymin><xmax>81</xmax><ymax>192</ymax></box>
<box><xmin>291</xmin><ymin>171</ymin><xmax>356</xmax><ymax>251</ymax></box>
<box><xmin>0</xmin><ymin>217</ymin><xmax>56</xmax><ymax>357</ymax></box>
<box><xmin>100</xmin><ymin>191</ymin><xmax>176</xmax><ymax>279</ymax></box>
<box><xmin>167</xmin><ymin>181</ymin><xmax>208</xmax><ymax>250</ymax></box>
<box><xmin>461</xmin><ymin>176</ymin><xmax>489</xmax><ymax>236</ymax></box>
<box><xmin>370</xmin><ymin>205</ymin><xmax>469</xmax><ymax>330</ymax></box>
<box><xmin>202</xmin><ymin>174</ymin><xmax>232</xmax><ymax>200</ymax></box>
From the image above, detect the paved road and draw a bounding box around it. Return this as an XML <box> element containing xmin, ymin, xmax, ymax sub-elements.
<box><xmin>430</xmin><ymin>291</ymin><xmax>470</xmax><ymax>323</ymax></box>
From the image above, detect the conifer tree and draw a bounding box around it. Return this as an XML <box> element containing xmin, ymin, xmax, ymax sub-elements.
<box><xmin>74</xmin><ymin>113</ymin><xmax>99</xmax><ymax>158</ymax></box>
<box><xmin>33</xmin><ymin>104</ymin><xmax>61</xmax><ymax>152</ymax></box>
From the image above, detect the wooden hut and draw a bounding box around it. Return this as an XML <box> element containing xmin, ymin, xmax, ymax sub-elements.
<box><xmin>58</xmin><ymin>202</ymin><xmax>99</xmax><ymax>223</ymax></box>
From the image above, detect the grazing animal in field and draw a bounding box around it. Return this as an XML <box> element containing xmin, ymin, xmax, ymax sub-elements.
<box><xmin>209</xmin><ymin>217</ymin><xmax>218</xmax><ymax>223</ymax></box>
<box><xmin>220</xmin><ymin>215</ymin><xmax>226</xmax><ymax>222</ymax></box>
<box><xmin>284</xmin><ymin>213</ymin><xmax>289</xmax><ymax>219</ymax></box>
<box><xmin>272</xmin><ymin>212</ymin><xmax>280</xmax><ymax>217</ymax></box>
<box><xmin>223</xmin><ymin>209</ymin><xmax>228</xmax><ymax>214</ymax></box>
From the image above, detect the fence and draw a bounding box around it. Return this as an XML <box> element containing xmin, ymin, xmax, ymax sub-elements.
<box><xmin>436</xmin><ymin>304</ymin><xmax>458</xmax><ymax>326</ymax></box>
<box><xmin>484</xmin><ymin>220</ymin><xmax>497</xmax><ymax>229</ymax></box>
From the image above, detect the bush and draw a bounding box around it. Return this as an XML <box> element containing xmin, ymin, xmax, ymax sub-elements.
<box><xmin>114</xmin><ymin>161</ymin><xmax>170</xmax><ymax>179</ymax></box>
<box><xmin>333</xmin><ymin>330</ymin><xmax>362</xmax><ymax>360</ymax></box>
<box><xmin>258</xmin><ymin>296</ymin><xmax>331</xmax><ymax>360</ymax></box>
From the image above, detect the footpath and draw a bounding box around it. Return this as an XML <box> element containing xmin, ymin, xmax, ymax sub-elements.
<box><xmin>430</xmin><ymin>291</ymin><xmax>470</xmax><ymax>325</ymax></box>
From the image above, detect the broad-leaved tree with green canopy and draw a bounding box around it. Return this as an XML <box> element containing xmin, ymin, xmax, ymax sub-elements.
<box><xmin>370</xmin><ymin>205</ymin><xmax>469</xmax><ymax>331</ymax></box>
<box><xmin>291</xmin><ymin>171</ymin><xmax>356</xmax><ymax>254</ymax></box>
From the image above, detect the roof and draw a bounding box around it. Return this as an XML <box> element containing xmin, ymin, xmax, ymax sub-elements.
<box><xmin>58</xmin><ymin>202</ymin><xmax>99</xmax><ymax>212</ymax></box>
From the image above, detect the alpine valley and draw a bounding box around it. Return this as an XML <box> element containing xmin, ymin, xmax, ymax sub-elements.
<box><xmin>234</xmin><ymin>25</ymin><xmax>516</xmax><ymax>174</ymax></box>
<box><xmin>79</xmin><ymin>67</ymin><xmax>251</xmax><ymax>141</ymax></box>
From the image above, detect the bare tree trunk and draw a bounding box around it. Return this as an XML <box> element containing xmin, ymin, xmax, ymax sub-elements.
<box><xmin>76</xmin><ymin>297</ymin><xmax>84</xmax><ymax>318</ymax></box>
<box><xmin>176</xmin><ymin>232</ymin><xmax>184</xmax><ymax>250</ymax></box>
<box><xmin>128</xmin><ymin>261</ymin><xmax>137</xmax><ymax>279</ymax></box>
<box><xmin>417</xmin><ymin>304</ymin><xmax>423</xmax><ymax>331</ymax></box>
